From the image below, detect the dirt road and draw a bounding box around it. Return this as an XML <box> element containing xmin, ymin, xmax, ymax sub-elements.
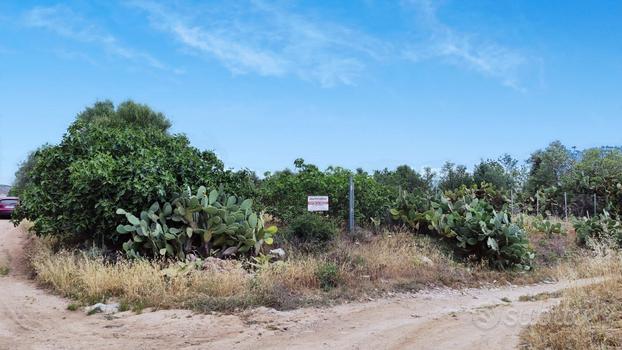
<box><xmin>0</xmin><ymin>220</ymin><xmax>594</xmax><ymax>350</ymax></box>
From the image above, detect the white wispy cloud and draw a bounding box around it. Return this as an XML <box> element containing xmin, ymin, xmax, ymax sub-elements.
<box><xmin>21</xmin><ymin>1</ymin><xmax>536</xmax><ymax>89</ymax></box>
<box><xmin>23</xmin><ymin>5</ymin><xmax>169</xmax><ymax>71</ymax></box>
<box><xmin>129</xmin><ymin>0</ymin><xmax>388</xmax><ymax>87</ymax></box>
<box><xmin>403</xmin><ymin>0</ymin><xmax>530</xmax><ymax>90</ymax></box>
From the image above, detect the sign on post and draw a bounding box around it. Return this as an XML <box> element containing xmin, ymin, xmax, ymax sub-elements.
<box><xmin>308</xmin><ymin>196</ymin><xmax>329</xmax><ymax>212</ymax></box>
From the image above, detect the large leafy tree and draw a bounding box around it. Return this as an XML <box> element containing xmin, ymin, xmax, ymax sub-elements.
<box><xmin>9</xmin><ymin>145</ymin><xmax>50</xmax><ymax>197</ymax></box>
<box><xmin>75</xmin><ymin>100</ymin><xmax>172</xmax><ymax>132</ymax></box>
<box><xmin>525</xmin><ymin>141</ymin><xmax>574</xmax><ymax>195</ymax></box>
<box><xmin>438</xmin><ymin>162</ymin><xmax>473</xmax><ymax>191</ymax></box>
<box><xmin>562</xmin><ymin>148</ymin><xmax>622</xmax><ymax>214</ymax></box>
<box><xmin>260</xmin><ymin>159</ymin><xmax>394</xmax><ymax>224</ymax></box>
<box><xmin>12</xmin><ymin>101</ymin><xmax>255</xmax><ymax>247</ymax></box>
<box><xmin>373</xmin><ymin>165</ymin><xmax>432</xmax><ymax>193</ymax></box>
<box><xmin>473</xmin><ymin>154</ymin><xmax>523</xmax><ymax>192</ymax></box>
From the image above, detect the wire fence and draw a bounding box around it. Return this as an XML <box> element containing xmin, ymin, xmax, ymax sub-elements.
<box><xmin>510</xmin><ymin>192</ymin><xmax>614</xmax><ymax>220</ymax></box>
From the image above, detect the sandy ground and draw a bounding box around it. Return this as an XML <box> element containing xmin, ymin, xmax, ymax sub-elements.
<box><xmin>0</xmin><ymin>219</ymin><xmax>597</xmax><ymax>350</ymax></box>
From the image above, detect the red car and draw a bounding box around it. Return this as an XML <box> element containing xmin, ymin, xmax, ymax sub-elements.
<box><xmin>0</xmin><ymin>197</ymin><xmax>19</xmax><ymax>218</ymax></box>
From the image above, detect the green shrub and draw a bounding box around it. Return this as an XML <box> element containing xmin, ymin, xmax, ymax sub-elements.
<box><xmin>574</xmin><ymin>211</ymin><xmax>622</xmax><ymax>246</ymax></box>
<box><xmin>391</xmin><ymin>185</ymin><xmax>533</xmax><ymax>270</ymax></box>
<box><xmin>444</xmin><ymin>182</ymin><xmax>509</xmax><ymax>210</ymax></box>
<box><xmin>531</xmin><ymin>216</ymin><xmax>566</xmax><ymax>236</ymax></box>
<box><xmin>117</xmin><ymin>186</ymin><xmax>277</xmax><ymax>259</ymax></box>
<box><xmin>259</xmin><ymin>159</ymin><xmax>393</xmax><ymax>225</ymax></box>
<box><xmin>284</xmin><ymin>213</ymin><xmax>338</xmax><ymax>251</ymax></box>
<box><xmin>389</xmin><ymin>190</ymin><xmax>431</xmax><ymax>232</ymax></box>
<box><xmin>12</xmin><ymin>101</ymin><xmax>257</xmax><ymax>249</ymax></box>
<box><xmin>373</xmin><ymin>165</ymin><xmax>433</xmax><ymax>193</ymax></box>
<box><xmin>316</xmin><ymin>262</ymin><xmax>340</xmax><ymax>291</ymax></box>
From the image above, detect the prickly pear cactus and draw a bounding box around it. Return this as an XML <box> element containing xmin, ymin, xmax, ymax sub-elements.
<box><xmin>116</xmin><ymin>186</ymin><xmax>277</xmax><ymax>259</ymax></box>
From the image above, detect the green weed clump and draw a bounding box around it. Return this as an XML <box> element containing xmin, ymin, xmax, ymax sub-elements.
<box><xmin>315</xmin><ymin>262</ymin><xmax>340</xmax><ymax>291</ymax></box>
<box><xmin>284</xmin><ymin>213</ymin><xmax>339</xmax><ymax>251</ymax></box>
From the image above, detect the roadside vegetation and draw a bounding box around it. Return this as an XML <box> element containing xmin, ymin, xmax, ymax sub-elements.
<box><xmin>0</xmin><ymin>249</ymin><xmax>10</xmax><ymax>276</ymax></box>
<box><xmin>24</xmin><ymin>227</ymin><xmax>586</xmax><ymax>312</ymax></box>
<box><xmin>521</xmin><ymin>240</ymin><xmax>622</xmax><ymax>349</ymax></box>
<box><xmin>8</xmin><ymin>100</ymin><xmax>622</xmax><ymax>316</ymax></box>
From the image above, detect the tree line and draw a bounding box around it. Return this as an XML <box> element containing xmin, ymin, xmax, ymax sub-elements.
<box><xmin>9</xmin><ymin>101</ymin><xmax>622</xmax><ymax>251</ymax></box>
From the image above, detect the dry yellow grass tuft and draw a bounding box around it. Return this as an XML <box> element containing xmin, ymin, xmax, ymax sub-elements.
<box><xmin>521</xmin><ymin>240</ymin><xmax>622</xmax><ymax>349</ymax></box>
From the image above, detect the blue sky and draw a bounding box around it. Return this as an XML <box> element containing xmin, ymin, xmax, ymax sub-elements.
<box><xmin>1</xmin><ymin>0</ymin><xmax>621</xmax><ymax>184</ymax></box>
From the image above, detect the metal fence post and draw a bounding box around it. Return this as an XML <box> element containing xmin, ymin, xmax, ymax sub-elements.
<box><xmin>564</xmin><ymin>192</ymin><xmax>568</xmax><ymax>221</ymax></box>
<box><xmin>348</xmin><ymin>175</ymin><xmax>355</xmax><ymax>234</ymax></box>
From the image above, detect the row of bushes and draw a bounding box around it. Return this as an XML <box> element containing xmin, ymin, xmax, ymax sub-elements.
<box><xmin>13</xmin><ymin>100</ymin><xmax>622</xmax><ymax>273</ymax></box>
<box><xmin>4</xmin><ymin>99</ymin><xmax>536</xmax><ymax>271</ymax></box>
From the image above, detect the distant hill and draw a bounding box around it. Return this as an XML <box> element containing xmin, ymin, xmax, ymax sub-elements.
<box><xmin>0</xmin><ymin>185</ymin><xmax>11</xmax><ymax>197</ymax></box>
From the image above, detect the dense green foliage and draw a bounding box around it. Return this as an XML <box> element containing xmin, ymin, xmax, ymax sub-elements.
<box><xmin>574</xmin><ymin>211</ymin><xmax>622</xmax><ymax>247</ymax></box>
<box><xmin>444</xmin><ymin>183</ymin><xmax>509</xmax><ymax>210</ymax></box>
<box><xmin>259</xmin><ymin>159</ymin><xmax>393</xmax><ymax>225</ymax></box>
<box><xmin>562</xmin><ymin>148</ymin><xmax>622</xmax><ymax>215</ymax></box>
<box><xmin>525</xmin><ymin>141</ymin><xmax>574</xmax><ymax>195</ymax></box>
<box><xmin>117</xmin><ymin>186</ymin><xmax>276</xmax><ymax>259</ymax></box>
<box><xmin>284</xmin><ymin>213</ymin><xmax>339</xmax><ymax>251</ymax></box>
<box><xmin>522</xmin><ymin>142</ymin><xmax>622</xmax><ymax>217</ymax></box>
<box><xmin>389</xmin><ymin>190</ymin><xmax>432</xmax><ymax>232</ymax></box>
<box><xmin>75</xmin><ymin>100</ymin><xmax>172</xmax><ymax>132</ymax></box>
<box><xmin>8</xmin><ymin>145</ymin><xmax>49</xmax><ymax>197</ymax></box>
<box><xmin>473</xmin><ymin>154</ymin><xmax>523</xmax><ymax>192</ymax></box>
<box><xmin>439</xmin><ymin>154</ymin><xmax>523</xmax><ymax>193</ymax></box>
<box><xmin>12</xmin><ymin>101</ymin><xmax>256</xmax><ymax>248</ymax></box>
<box><xmin>10</xmin><ymin>99</ymin><xmax>622</xmax><ymax>266</ymax></box>
<box><xmin>373</xmin><ymin>165</ymin><xmax>433</xmax><ymax>193</ymax></box>
<box><xmin>392</xmin><ymin>186</ymin><xmax>533</xmax><ymax>270</ymax></box>
<box><xmin>438</xmin><ymin>162</ymin><xmax>474</xmax><ymax>191</ymax></box>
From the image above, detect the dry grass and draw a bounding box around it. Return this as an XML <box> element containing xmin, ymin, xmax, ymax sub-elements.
<box><xmin>28</xmin><ymin>230</ymin><xmax>542</xmax><ymax>312</ymax></box>
<box><xmin>29</xmin><ymin>243</ymin><xmax>253</xmax><ymax>310</ymax></box>
<box><xmin>25</xmin><ymin>218</ymin><xmax>620</xmax><ymax>313</ymax></box>
<box><xmin>521</xmin><ymin>240</ymin><xmax>622</xmax><ymax>349</ymax></box>
<box><xmin>523</xmin><ymin>216</ymin><xmax>578</xmax><ymax>266</ymax></box>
